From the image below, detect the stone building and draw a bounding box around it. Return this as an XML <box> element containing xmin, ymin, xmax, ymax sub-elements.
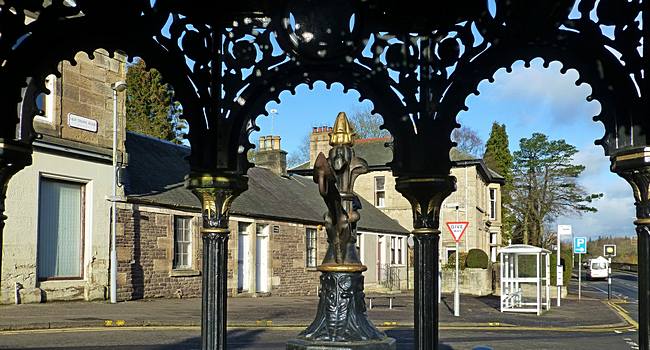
<box><xmin>115</xmin><ymin>132</ymin><xmax>409</xmax><ymax>301</ymax></box>
<box><xmin>0</xmin><ymin>50</ymin><xmax>127</xmax><ymax>304</ymax></box>
<box><xmin>293</xmin><ymin>126</ymin><xmax>505</xmax><ymax>266</ymax></box>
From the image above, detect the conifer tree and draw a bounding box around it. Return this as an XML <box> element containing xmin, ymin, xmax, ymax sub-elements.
<box><xmin>483</xmin><ymin>122</ymin><xmax>514</xmax><ymax>241</ymax></box>
<box><xmin>125</xmin><ymin>59</ymin><xmax>186</xmax><ymax>144</ymax></box>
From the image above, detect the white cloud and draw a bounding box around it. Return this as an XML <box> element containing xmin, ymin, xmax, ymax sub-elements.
<box><xmin>555</xmin><ymin>144</ymin><xmax>636</xmax><ymax>237</ymax></box>
<box><xmin>556</xmin><ymin>194</ymin><xmax>635</xmax><ymax>238</ymax></box>
<box><xmin>475</xmin><ymin>59</ymin><xmax>602</xmax><ymax>129</ymax></box>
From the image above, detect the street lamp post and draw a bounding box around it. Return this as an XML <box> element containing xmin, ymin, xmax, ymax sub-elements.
<box><xmin>269</xmin><ymin>108</ymin><xmax>278</xmax><ymax>135</ymax></box>
<box><xmin>110</xmin><ymin>81</ymin><xmax>127</xmax><ymax>304</ymax></box>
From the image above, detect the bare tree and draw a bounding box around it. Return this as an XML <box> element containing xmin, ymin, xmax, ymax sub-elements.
<box><xmin>287</xmin><ymin>133</ymin><xmax>311</xmax><ymax>167</ymax></box>
<box><xmin>452</xmin><ymin>127</ymin><xmax>484</xmax><ymax>158</ymax></box>
<box><xmin>347</xmin><ymin>107</ymin><xmax>390</xmax><ymax>139</ymax></box>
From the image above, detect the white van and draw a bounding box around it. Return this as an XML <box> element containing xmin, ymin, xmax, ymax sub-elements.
<box><xmin>587</xmin><ymin>256</ymin><xmax>609</xmax><ymax>280</ymax></box>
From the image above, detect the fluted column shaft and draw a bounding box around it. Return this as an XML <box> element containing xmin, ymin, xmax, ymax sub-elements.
<box><xmin>188</xmin><ymin>174</ymin><xmax>248</xmax><ymax>350</ymax></box>
<box><xmin>396</xmin><ymin>176</ymin><xmax>455</xmax><ymax>350</ymax></box>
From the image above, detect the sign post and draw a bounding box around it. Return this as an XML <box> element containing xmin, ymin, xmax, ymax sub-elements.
<box><xmin>446</xmin><ymin>221</ymin><xmax>469</xmax><ymax>317</ymax></box>
<box><xmin>604</xmin><ymin>244</ymin><xmax>617</xmax><ymax>300</ymax></box>
<box><xmin>557</xmin><ymin>225</ymin><xmax>572</xmax><ymax>306</ymax></box>
<box><xmin>573</xmin><ymin>236</ymin><xmax>587</xmax><ymax>301</ymax></box>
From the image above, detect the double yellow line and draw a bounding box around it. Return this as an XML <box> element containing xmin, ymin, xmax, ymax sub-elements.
<box><xmin>607</xmin><ymin>299</ymin><xmax>639</xmax><ymax>329</ymax></box>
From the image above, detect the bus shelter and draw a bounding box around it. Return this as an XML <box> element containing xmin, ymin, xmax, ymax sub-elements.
<box><xmin>499</xmin><ymin>245</ymin><xmax>551</xmax><ymax>315</ymax></box>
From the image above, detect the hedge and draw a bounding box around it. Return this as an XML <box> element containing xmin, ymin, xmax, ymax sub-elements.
<box><xmin>466</xmin><ymin>249</ymin><xmax>490</xmax><ymax>269</ymax></box>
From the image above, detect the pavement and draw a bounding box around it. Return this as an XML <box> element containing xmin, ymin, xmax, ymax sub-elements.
<box><xmin>0</xmin><ymin>291</ymin><xmax>635</xmax><ymax>332</ymax></box>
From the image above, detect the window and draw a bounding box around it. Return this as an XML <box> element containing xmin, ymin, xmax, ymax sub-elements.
<box><xmin>489</xmin><ymin>188</ymin><xmax>497</xmax><ymax>220</ymax></box>
<box><xmin>256</xmin><ymin>223</ymin><xmax>269</xmax><ymax>236</ymax></box>
<box><xmin>37</xmin><ymin>178</ymin><xmax>84</xmax><ymax>279</ymax></box>
<box><xmin>446</xmin><ymin>247</ymin><xmax>457</xmax><ymax>264</ymax></box>
<box><xmin>355</xmin><ymin>238</ymin><xmax>361</xmax><ymax>257</ymax></box>
<box><xmin>35</xmin><ymin>74</ymin><xmax>56</xmax><ymax>123</ymax></box>
<box><xmin>174</xmin><ymin>217</ymin><xmax>193</xmax><ymax>269</ymax></box>
<box><xmin>397</xmin><ymin>237</ymin><xmax>403</xmax><ymax>265</ymax></box>
<box><xmin>490</xmin><ymin>232</ymin><xmax>498</xmax><ymax>262</ymax></box>
<box><xmin>306</xmin><ymin>228</ymin><xmax>317</xmax><ymax>268</ymax></box>
<box><xmin>374</xmin><ymin>176</ymin><xmax>385</xmax><ymax>207</ymax></box>
<box><xmin>390</xmin><ymin>236</ymin><xmax>396</xmax><ymax>264</ymax></box>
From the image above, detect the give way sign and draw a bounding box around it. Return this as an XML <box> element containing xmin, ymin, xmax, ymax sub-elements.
<box><xmin>446</xmin><ymin>222</ymin><xmax>469</xmax><ymax>243</ymax></box>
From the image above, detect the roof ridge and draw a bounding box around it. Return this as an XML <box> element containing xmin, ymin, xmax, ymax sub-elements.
<box><xmin>355</xmin><ymin>137</ymin><xmax>392</xmax><ymax>144</ymax></box>
<box><xmin>126</xmin><ymin>131</ymin><xmax>190</xmax><ymax>150</ymax></box>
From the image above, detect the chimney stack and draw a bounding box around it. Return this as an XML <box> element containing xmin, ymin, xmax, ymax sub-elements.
<box><xmin>256</xmin><ymin>135</ymin><xmax>288</xmax><ymax>176</ymax></box>
<box><xmin>309</xmin><ymin>125</ymin><xmax>333</xmax><ymax>167</ymax></box>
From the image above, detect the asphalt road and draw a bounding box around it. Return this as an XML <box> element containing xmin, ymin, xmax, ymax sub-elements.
<box><xmin>0</xmin><ymin>269</ymin><xmax>641</xmax><ymax>349</ymax></box>
<box><xmin>0</xmin><ymin>327</ymin><xmax>640</xmax><ymax>350</ymax></box>
<box><xmin>574</xmin><ymin>269</ymin><xmax>639</xmax><ymax>302</ymax></box>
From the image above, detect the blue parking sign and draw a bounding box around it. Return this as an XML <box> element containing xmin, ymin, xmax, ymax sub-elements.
<box><xmin>574</xmin><ymin>237</ymin><xmax>587</xmax><ymax>254</ymax></box>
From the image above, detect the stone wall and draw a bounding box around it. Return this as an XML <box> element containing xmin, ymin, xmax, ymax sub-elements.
<box><xmin>116</xmin><ymin>204</ymin><xmax>205</xmax><ymax>300</ymax></box>
<box><xmin>355</xmin><ymin>170</ymin><xmax>413</xmax><ymax>232</ymax></box>
<box><xmin>441</xmin><ymin>267</ymin><xmax>493</xmax><ymax>296</ymax></box>
<box><xmin>266</xmin><ymin>220</ymin><xmax>327</xmax><ymax>296</ymax></box>
<box><xmin>34</xmin><ymin>50</ymin><xmax>127</xmax><ymax>153</ymax></box>
<box><xmin>116</xmin><ymin>206</ymin><xmax>331</xmax><ymax>300</ymax></box>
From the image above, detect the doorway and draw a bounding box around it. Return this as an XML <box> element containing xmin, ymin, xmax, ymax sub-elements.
<box><xmin>256</xmin><ymin>224</ymin><xmax>270</xmax><ymax>293</ymax></box>
<box><xmin>237</xmin><ymin>222</ymin><xmax>251</xmax><ymax>292</ymax></box>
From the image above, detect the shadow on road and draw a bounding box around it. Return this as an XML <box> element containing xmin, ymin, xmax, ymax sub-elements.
<box><xmin>141</xmin><ymin>329</ymin><xmax>267</xmax><ymax>349</ymax></box>
<box><xmin>475</xmin><ymin>295</ymin><xmax>500</xmax><ymax>311</ymax></box>
<box><xmin>440</xmin><ymin>296</ymin><xmax>454</xmax><ymax>313</ymax></box>
<box><xmin>385</xmin><ymin>329</ymin><xmax>455</xmax><ymax>349</ymax></box>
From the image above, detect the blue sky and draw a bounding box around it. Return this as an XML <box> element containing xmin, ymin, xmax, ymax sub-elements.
<box><xmin>156</xmin><ymin>1</ymin><xmax>639</xmax><ymax>240</ymax></box>
<box><xmin>250</xmin><ymin>58</ymin><xmax>636</xmax><ymax>239</ymax></box>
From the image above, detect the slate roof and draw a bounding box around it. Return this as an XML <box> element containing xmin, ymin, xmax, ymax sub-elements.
<box><xmin>291</xmin><ymin>138</ymin><xmax>475</xmax><ymax>171</ymax></box>
<box><xmin>124</xmin><ymin>132</ymin><xmax>408</xmax><ymax>235</ymax></box>
<box><xmin>290</xmin><ymin>138</ymin><xmax>505</xmax><ymax>184</ymax></box>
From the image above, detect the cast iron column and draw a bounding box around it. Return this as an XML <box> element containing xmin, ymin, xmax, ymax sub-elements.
<box><xmin>396</xmin><ymin>176</ymin><xmax>455</xmax><ymax>350</ymax></box>
<box><xmin>288</xmin><ymin>112</ymin><xmax>395</xmax><ymax>349</ymax></box>
<box><xmin>612</xmin><ymin>149</ymin><xmax>650</xmax><ymax>350</ymax></box>
<box><xmin>188</xmin><ymin>173</ymin><xmax>248</xmax><ymax>350</ymax></box>
<box><xmin>0</xmin><ymin>141</ymin><xmax>32</xmax><ymax>287</ymax></box>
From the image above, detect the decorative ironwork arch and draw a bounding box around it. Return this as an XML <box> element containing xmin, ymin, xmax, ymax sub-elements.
<box><xmin>438</xmin><ymin>14</ymin><xmax>643</xmax><ymax>158</ymax></box>
<box><xmin>0</xmin><ymin>1</ymin><xmax>647</xmax><ymax>350</ymax></box>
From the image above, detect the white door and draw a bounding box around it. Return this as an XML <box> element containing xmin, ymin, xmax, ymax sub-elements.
<box><xmin>377</xmin><ymin>235</ymin><xmax>384</xmax><ymax>281</ymax></box>
<box><xmin>256</xmin><ymin>225</ymin><xmax>269</xmax><ymax>293</ymax></box>
<box><xmin>237</xmin><ymin>223</ymin><xmax>251</xmax><ymax>292</ymax></box>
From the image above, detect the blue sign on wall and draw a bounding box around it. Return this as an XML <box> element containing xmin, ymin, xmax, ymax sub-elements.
<box><xmin>574</xmin><ymin>237</ymin><xmax>587</xmax><ymax>254</ymax></box>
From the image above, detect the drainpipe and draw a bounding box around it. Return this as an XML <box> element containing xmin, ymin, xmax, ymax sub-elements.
<box><xmin>15</xmin><ymin>282</ymin><xmax>22</xmax><ymax>304</ymax></box>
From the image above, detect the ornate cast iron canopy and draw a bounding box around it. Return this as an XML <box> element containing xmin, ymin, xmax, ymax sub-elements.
<box><xmin>0</xmin><ymin>0</ymin><xmax>644</xmax><ymax>178</ymax></box>
<box><xmin>0</xmin><ymin>2</ymin><xmax>646</xmax><ymax>350</ymax></box>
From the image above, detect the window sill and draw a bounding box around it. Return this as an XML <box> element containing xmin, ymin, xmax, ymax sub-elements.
<box><xmin>306</xmin><ymin>267</ymin><xmax>319</xmax><ymax>272</ymax></box>
<box><xmin>170</xmin><ymin>269</ymin><xmax>201</xmax><ymax>277</ymax></box>
<box><xmin>39</xmin><ymin>277</ymin><xmax>84</xmax><ymax>282</ymax></box>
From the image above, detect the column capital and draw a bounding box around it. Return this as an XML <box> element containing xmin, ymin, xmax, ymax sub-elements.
<box><xmin>187</xmin><ymin>172</ymin><xmax>248</xmax><ymax>230</ymax></box>
<box><xmin>395</xmin><ymin>175</ymin><xmax>456</xmax><ymax>230</ymax></box>
<box><xmin>611</xmin><ymin>149</ymin><xmax>650</xmax><ymax>220</ymax></box>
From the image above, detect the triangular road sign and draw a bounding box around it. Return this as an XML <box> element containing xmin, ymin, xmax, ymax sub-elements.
<box><xmin>446</xmin><ymin>222</ymin><xmax>469</xmax><ymax>243</ymax></box>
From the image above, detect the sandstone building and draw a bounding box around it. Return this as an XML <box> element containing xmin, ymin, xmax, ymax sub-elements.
<box><xmin>1</xmin><ymin>50</ymin><xmax>127</xmax><ymax>304</ymax></box>
<box><xmin>116</xmin><ymin>132</ymin><xmax>409</xmax><ymax>300</ymax></box>
<box><xmin>293</xmin><ymin>126</ymin><xmax>505</xmax><ymax>267</ymax></box>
